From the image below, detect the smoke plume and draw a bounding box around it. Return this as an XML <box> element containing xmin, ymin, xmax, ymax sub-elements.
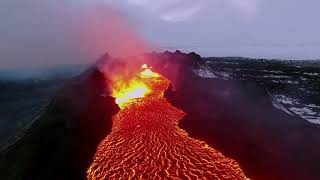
<box><xmin>0</xmin><ymin>0</ymin><xmax>149</xmax><ymax>70</ymax></box>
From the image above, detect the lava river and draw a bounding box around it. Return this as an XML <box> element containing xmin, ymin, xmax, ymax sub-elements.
<box><xmin>87</xmin><ymin>66</ymin><xmax>248</xmax><ymax>179</ymax></box>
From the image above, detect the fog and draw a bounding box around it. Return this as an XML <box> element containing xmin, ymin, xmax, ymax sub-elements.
<box><xmin>1</xmin><ymin>0</ymin><xmax>320</xmax><ymax>70</ymax></box>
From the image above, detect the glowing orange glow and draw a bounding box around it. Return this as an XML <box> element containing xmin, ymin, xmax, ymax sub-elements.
<box><xmin>112</xmin><ymin>65</ymin><xmax>160</xmax><ymax>108</ymax></box>
<box><xmin>139</xmin><ymin>64</ymin><xmax>160</xmax><ymax>78</ymax></box>
<box><xmin>88</xmin><ymin>65</ymin><xmax>248</xmax><ymax>179</ymax></box>
<box><xmin>112</xmin><ymin>80</ymin><xmax>149</xmax><ymax>108</ymax></box>
<box><xmin>141</xmin><ymin>64</ymin><xmax>148</xmax><ymax>69</ymax></box>
<box><xmin>140</xmin><ymin>68</ymin><xmax>160</xmax><ymax>78</ymax></box>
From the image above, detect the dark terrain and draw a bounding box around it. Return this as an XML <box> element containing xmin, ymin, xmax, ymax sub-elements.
<box><xmin>0</xmin><ymin>66</ymin><xmax>119</xmax><ymax>180</ymax></box>
<box><xmin>0</xmin><ymin>80</ymin><xmax>58</xmax><ymax>145</ymax></box>
<box><xmin>162</xmin><ymin>54</ymin><xmax>320</xmax><ymax>180</ymax></box>
<box><xmin>1</xmin><ymin>51</ymin><xmax>320</xmax><ymax>180</ymax></box>
<box><xmin>0</xmin><ymin>65</ymin><xmax>87</xmax><ymax>149</ymax></box>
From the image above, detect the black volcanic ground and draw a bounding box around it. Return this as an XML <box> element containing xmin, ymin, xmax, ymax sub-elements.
<box><xmin>1</xmin><ymin>51</ymin><xmax>320</xmax><ymax>180</ymax></box>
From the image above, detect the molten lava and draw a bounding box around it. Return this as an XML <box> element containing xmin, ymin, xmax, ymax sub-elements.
<box><xmin>87</xmin><ymin>65</ymin><xmax>248</xmax><ymax>179</ymax></box>
<box><xmin>112</xmin><ymin>64</ymin><xmax>160</xmax><ymax>108</ymax></box>
<box><xmin>139</xmin><ymin>64</ymin><xmax>160</xmax><ymax>78</ymax></box>
<box><xmin>112</xmin><ymin>80</ymin><xmax>149</xmax><ymax>108</ymax></box>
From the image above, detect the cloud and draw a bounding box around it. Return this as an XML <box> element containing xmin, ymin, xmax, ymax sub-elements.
<box><xmin>110</xmin><ymin>0</ymin><xmax>260</xmax><ymax>23</ymax></box>
<box><xmin>225</xmin><ymin>0</ymin><xmax>261</xmax><ymax>20</ymax></box>
<box><xmin>160</xmin><ymin>4</ymin><xmax>203</xmax><ymax>23</ymax></box>
<box><xmin>123</xmin><ymin>0</ymin><xmax>204</xmax><ymax>22</ymax></box>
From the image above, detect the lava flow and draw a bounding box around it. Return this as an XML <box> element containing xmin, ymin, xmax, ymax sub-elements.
<box><xmin>87</xmin><ymin>65</ymin><xmax>248</xmax><ymax>179</ymax></box>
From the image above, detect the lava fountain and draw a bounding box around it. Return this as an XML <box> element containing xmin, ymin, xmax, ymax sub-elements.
<box><xmin>87</xmin><ymin>65</ymin><xmax>248</xmax><ymax>179</ymax></box>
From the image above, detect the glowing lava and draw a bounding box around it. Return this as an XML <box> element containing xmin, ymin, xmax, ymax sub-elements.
<box><xmin>139</xmin><ymin>64</ymin><xmax>160</xmax><ymax>78</ymax></box>
<box><xmin>112</xmin><ymin>65</ymin><xmax>160</xmax><ymax>108</ymax></box>
<box><xmin>87</xmin><ymin>65</ymin><xmax>248</xmax><ymax>179</ymax></box>
<box><xmin>112</xmin><ymin>80</ymin><xmax>149</xmax><ymax>108</ymax></box>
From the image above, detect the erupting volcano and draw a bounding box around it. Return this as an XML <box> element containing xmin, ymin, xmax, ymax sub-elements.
<box><xmin>87</xmin><ymin>65</ymin><xmax>247</xmax><ymax>179</ymax></box>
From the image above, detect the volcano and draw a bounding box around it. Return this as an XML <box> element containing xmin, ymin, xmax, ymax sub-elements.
<box><xmin>87</xmin><ymin>65</ymin><xmax>247</xmax><ymax>179</ymax></box>
<box><xmin>2</xmin><ymin>51</ymin><xmax>320</xmax><ymax>180</ymax></box>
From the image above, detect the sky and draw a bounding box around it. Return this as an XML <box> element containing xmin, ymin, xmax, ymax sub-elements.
<box><xmin>1</xmin><ymin>0</ymin><xmax>320</xmax><ymax>69</ymax></box>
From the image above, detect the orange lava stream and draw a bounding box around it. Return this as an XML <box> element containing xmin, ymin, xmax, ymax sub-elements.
<box><xmin>87</xmin><ymin>68</ymin><xmax>248</xmax><ymax>179</ymax></box>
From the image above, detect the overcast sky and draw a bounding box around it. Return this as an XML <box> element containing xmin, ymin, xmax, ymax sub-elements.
<box><xmin>1</xmin><ymin>0</ymin><xmax>320</xmax><ymax>69</ymax></box>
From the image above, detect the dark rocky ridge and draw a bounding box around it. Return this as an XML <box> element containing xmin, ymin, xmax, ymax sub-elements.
<box><xmin>162</xmin><ymin>52</ymin><xmax>320</xmax><ymax>180</ymax></box>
